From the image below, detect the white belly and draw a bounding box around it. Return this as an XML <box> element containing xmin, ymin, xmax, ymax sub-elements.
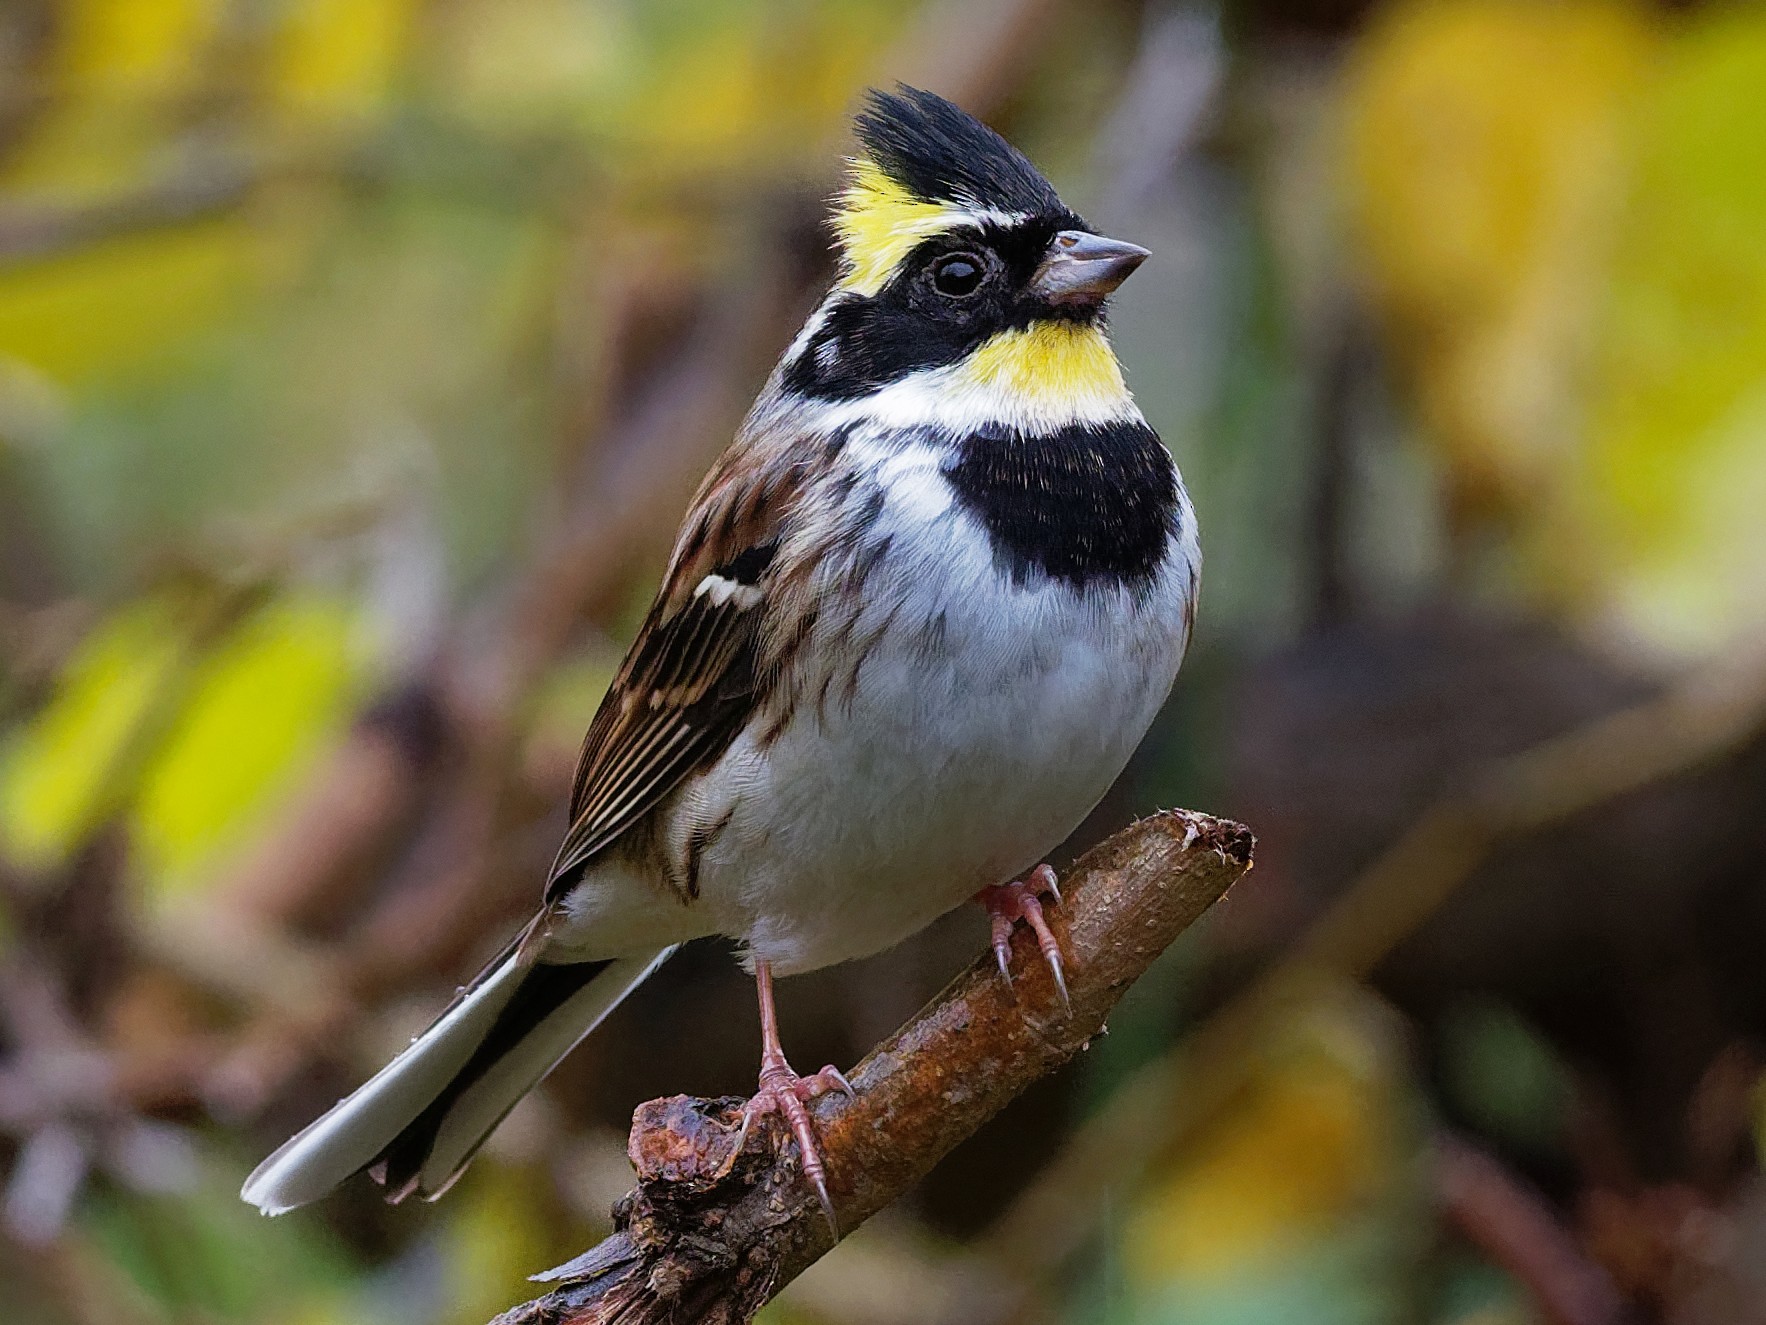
<box><xmin>696</xmin><ymin>517</ymin><xmax>1190</xmax><ymax>973</ymax></box>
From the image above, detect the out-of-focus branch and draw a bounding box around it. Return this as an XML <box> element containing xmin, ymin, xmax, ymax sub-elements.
<box><xmin>0</xmin><ymin>159</ymin><xmax>257</xmax><ymax>268</ymax></box>
<box><xmin>1435</xmin><ymin>1133</ymin><xmax>1633</xmax><ymax>1325</ymax></box>
<box><xmin>886</xmin><ymin>0</ymin><xmax>1067</xmax><ymax>115</ymax></box>
<box><xmin>490</xmin><ymin>810</ymin><xmax>1253</xmax><ymax>1325</ymax></box>
<box><xmin>1295</xmin><ymin>638</ymin><xmax>1766</xmax><ymax>977</ymax></box>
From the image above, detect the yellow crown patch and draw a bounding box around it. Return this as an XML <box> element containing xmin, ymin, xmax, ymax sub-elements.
<box><xmin>833</xmin><ymin>159</ymin><xmax>973</xmax><ymax>297</ymax></box>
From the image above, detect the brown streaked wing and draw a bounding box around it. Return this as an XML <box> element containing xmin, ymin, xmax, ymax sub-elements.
<box><xmin>544</xmin><ymin>452</ymin><xmax>801</xmax><ymax>899</ymax></box>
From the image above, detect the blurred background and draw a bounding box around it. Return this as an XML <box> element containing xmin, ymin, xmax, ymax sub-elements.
<box><xmin>2</xmin><ymin>0</ymin><xmax>1765</xmax><ymax>1322</ymax></box>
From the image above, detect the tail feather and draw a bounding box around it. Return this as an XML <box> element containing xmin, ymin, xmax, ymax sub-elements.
<box><xmin>369</xmin><ymin>959</ymin><xmax>610</xmax><ymax>1199</ymax></box>
<box><xmin>241</xmin><ymin>945</ymin><xmax>675</xmax><ymax>1215</ymax></box>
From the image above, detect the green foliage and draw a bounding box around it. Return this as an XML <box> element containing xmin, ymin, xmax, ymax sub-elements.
<box><xmin>1436</xmin><ymin>999</ymin><xmax>1573</xmax><ymax>1160</ymax></box>
<box><xmin>0</xmin><ymin>594</ymin><xmax>367</xmax><ymax>900</ymax></box>
<box><xmin>82</xmin><ymin>1171</ymin><xmax>355</xmax><ymax>1322</ymax></box>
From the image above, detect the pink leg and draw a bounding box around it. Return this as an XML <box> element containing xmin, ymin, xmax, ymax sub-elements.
<box><xmin>976</xmin><ymin>863</ymin><xmax>1070</xmax><ymax>1009</ymax></box>
<box><xmin>737</xmin><ymin>960</ymin><xmax>853</xmax><ymax>1234</ymax></box>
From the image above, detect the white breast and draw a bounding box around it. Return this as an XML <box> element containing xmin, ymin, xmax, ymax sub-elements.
<box><xmin>683</xmin><ymin>433</ymin><xmax>1196</xmax><ymax>974</ymax></box>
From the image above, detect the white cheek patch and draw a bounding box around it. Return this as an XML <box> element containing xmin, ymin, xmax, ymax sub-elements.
<box><xmin>693</xmin><ymin>574</ymin><xmax>763</xmax><ymax>609</ymax></box>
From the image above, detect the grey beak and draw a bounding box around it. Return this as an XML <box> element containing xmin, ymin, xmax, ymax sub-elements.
<box><xmin>1031</xmin><ymin>230</ymin><xmax>1150</xmax><ymax>305</ymax></box>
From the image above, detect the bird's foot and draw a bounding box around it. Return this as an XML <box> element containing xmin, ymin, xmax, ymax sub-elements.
<box><xmin>737</xmin><ymin>1055</ymin><xmax>853</xmax><ymax>1234</ymax></box>
<box><xmin>977</xmin><ymin>864</ymin><xmax>1070</xmax><ymax>1010</ymax></box>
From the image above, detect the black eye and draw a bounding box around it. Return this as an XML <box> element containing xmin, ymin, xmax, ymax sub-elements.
<box><xmin>932</xmin><ymin>253</ymin><xmax>984</xmax><ymax>297</ymax></box>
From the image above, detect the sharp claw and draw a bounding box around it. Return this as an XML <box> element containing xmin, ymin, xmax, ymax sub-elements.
<box><xmin>750</xmin><ymin>963</ymin><xmax>842</xmax><ymax>1238</ymax></box>
<box><xmin>782</xmin><ymin>1098</ymin><xmax>840</xmax><ymax>1239</ymax></box>
<box><xmin>747</xmin><ymin>1059</ymin><xmax>846</xmax><ymax>1238</ymax></box>
<box><xmin>823</xmin><ymin>1066</ymin><xmax>855</xmax><ymax>1098</ymax></box>
<box><xmin>990</xmin><ymin>908</ymin><xmax>1015</xmax><ymax>981</ymax></box>
<box><xmin>1046</xmin><ymin>950</ymin><xmax>1071</xmax><ymax>1011</ymax></box>
<box><xmin>814</xmin><ymin>1174</ymin><xmax>840</xmax><ymax>1238</ymax></box>
<box><xmin>733</xmin><ymin>1107</ymin><xmax>755</xmax><ymax>1152</ymax></box>
<box><xmin>978</xmin><ymin>868</ymin><xmax>1070</xmax><ymax>1010</ymax></box>
<box><xmin>1025</xmin><ymin>908</ymin><xmax>1071</xmax><ymax>1014</ymax></box>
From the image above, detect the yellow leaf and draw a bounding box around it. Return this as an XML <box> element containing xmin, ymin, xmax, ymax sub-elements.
<box><xmin>585</xmin><ymin>0</ymin><xmax>904</xmax><ymax>181</ymax></box>
<box><xmin>0</xmin><ymin>600</ymin><xmax>189</xmax><ymax>870</ymax></box>
<box><xmin>436</xmin><ymin>0</ymin><xmax>634</xmax><ymax>138</ymax></box>
<box><xmin>0</xmin><ymin>218</ymin><xmax>268</xmax><ymax>384</ymax></box>
<box><xmin>1342</xmin><ymin>0</ymin><xmax>1655</xmax><ymax>517</ymax></box>
<box><xmin>3</xmin><ymin>0</ymin><xmax>226</xmax><ymax>199</ymax></box>
<box><xmin>441</xmin><ymin>1164</ymin><xmax>569</xmax><ymax>1325</ymax></box>
<box><xmin>1124</xmin><ymin>994</ymin><xmax>1408</xmax><ymax>1283</ymax></box>
<box><xmin>135</xmin><ymin>596</ymin><xmax>364</xmax><ymax>901</ymax></box>
<box><xmin>50</xmin><ymin>0</ymin><xmax>224</xmax><ymax>94</ymax></box>
<box><xmin>1561</xmin><ymin>9</ymin><xmax>1766</xmax><ymax>654</ymax></box>
<box><xmin>265</xmin><ymin>0</ymin><xmax>421</xmax><ymax>130</ymax></box>
<box><xmin>0</xmin><ymin>595</ymin><xmax>369</xmax><ymax>902</ymax></box>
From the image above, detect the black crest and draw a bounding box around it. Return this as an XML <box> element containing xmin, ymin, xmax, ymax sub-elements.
<box><xmin>854</xmin><ymin>85</ymin><xmax>1069</xmax><ymax>219</ymax></box>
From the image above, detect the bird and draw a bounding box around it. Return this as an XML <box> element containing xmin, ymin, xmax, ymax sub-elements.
<box><xmin>241</xmin><ymin>84</ymin><xmax>1199</xmax><ymax>1230</ymax></box>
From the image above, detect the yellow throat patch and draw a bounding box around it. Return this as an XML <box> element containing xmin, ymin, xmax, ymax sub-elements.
<box><xmin>956</xmin><ymin>321</ymin><xmax>1130</xmax><ymax>417</ymax></box>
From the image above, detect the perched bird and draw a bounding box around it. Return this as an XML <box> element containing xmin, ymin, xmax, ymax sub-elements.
<box><xmin>242</xmin><ymin>85</ymin><xmax>1198</xmax><ymax>1228</ymax></box>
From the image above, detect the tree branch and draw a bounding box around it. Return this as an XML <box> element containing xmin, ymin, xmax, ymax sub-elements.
<box><xmin>490</xmin><ymin>809</ymin><xmax>1253</xmax><ymax>1325</ymax></box>
<box><xmin>1434</xmin><ymin>1133</ymin><xmax>1633</xmax><ymax>1325</ymax></box>
<box><xmin>0</xmin><ymin>159</ymin><xmax>257</xmax><ymax>269</ymax></box>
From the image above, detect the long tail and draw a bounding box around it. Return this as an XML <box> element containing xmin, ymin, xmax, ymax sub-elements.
<box><xmin>241</xmin><ymin>944</ymin><xmax>676</xmax><ymax>1215</ymax></box>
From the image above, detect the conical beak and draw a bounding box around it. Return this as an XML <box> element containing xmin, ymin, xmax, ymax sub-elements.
<box><xmin>1031</xmin><ymin>230</ymin><xmax>1150</xmax><ymax>306</ymax></box>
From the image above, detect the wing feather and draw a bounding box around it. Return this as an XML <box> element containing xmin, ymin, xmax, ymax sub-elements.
<box><xmin>544</xmin><ymin>451</ymin><xmax>804</xmax><ymax>898</ymax></box>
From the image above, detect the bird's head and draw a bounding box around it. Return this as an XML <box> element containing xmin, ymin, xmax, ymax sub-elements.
<box><xmin>780</xmin><ymin>86</ymin><xmax>1148</xmax><ymax>430</ymax></box>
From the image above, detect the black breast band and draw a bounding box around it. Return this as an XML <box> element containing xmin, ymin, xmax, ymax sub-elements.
<box><xmin>942</xmin><ymin>420</ymin><xmax>1180</xmax><ymax>590</ymax></box>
